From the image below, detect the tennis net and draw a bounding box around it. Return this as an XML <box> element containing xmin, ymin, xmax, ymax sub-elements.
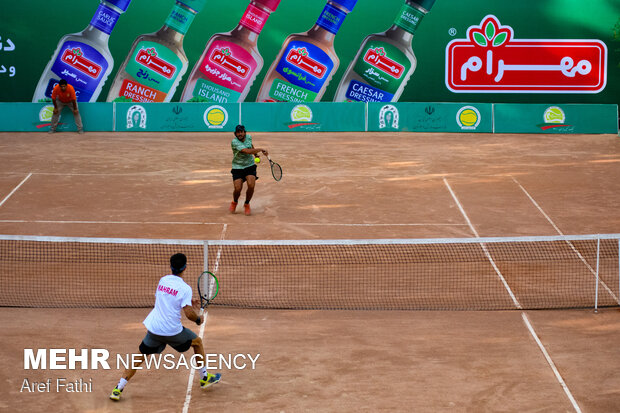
<box><xmin>0</xmin><ymin>234</ymin><xmax>618</xmax><ymax>310</ymax></box>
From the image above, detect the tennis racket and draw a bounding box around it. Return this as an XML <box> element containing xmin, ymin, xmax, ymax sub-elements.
<box><xmin>267</xmin><ymin>155</ymin><xmax>282</xmax><ymax>181</ymax></box>
<box><xmin>197</xmin><ymin>271</ymin><xmax>219</xmax><ymax>317</ymax></box>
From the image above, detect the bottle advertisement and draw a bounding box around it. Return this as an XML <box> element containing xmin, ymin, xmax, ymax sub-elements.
<box><xmin>0</xmin><ymin>0</ymin><xmax>618</xmax><ymax>106</ymax></box>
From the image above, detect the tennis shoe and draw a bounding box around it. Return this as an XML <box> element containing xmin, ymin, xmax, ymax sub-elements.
<box><xmin>109</xmin><ymin>387</ymin><xmax>122</xmax><ymax>401</ymax></box>
<box><xmin>200</xmin><ymin>372</ymin><xmax>221</xmax><ymax>389</ymax></box>
<box><xmin>229</xmin><ymin>201</ymin><xmax>238</xmax><ymax>213</ymax></box>
<box><xmin>244</xmin><ymin>203</ymin><xmax>251</xmax><ymax>216</ymax></box>
<box><xmin>78</xmin><ymin>129</ymin><xmax>85</xmax><ymax>134</ymax></box>
<box><xmin>48</xmin><ymin>129</ymin><xmax>55</xmax><ymax>134</ymax></box>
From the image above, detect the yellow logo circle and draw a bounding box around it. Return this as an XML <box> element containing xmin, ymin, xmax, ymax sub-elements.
<box><xmin>207</xmin><ymin>108</ymin><xmax>225</xmax><ymax>126</ymax></box>
<box><xmin>39</xmin><ymin>105</ymin><xmax>54</xmax><ymax>122</ymax></box>
<box><xmin>459</xmin><ymin>109</ymin><xmax>478</xmax><ymax>127</ymax></box>
<box><xmin>543</xmin><ymin>107</ymin><xmax>565</xmax><ymax>124</ymax></box>
<box><xmin>204</xmin><ymin>105</ymin><xmax>228</xmax><ymax>129</ymax></box>
<box><xmin>291</xmin><ymin>104</ymin><xmax>313</xmax><ymax>122</ymax></box>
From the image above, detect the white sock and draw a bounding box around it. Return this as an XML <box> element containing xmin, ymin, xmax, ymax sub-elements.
<box><xmin>201</xmin><ymin>367</ymin><xmax>207</xmax><ymax>378</ymax></box>
<box><xmin>117</xmin><ymin>378</ymin><xmax>128</xmax><ymax>390</ymax></box>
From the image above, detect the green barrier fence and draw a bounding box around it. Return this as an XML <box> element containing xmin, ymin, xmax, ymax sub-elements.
<box><xmin>115</xmin><ymin>103</ymin><xmax>240</xmax><ymax>132</ymax></box>
<box><xmin>367</xmin><ymin>102</ymin><xmax>493</xmax><ymax>133</ymax></box>
<box><xmin>494</xmin><ymin>104</ymin><xmax>619</xmax><ymax>134</ymax></box>
<box><xmin>0</xmin><ymin>103</ymin><xmax>617</xmax><ymax>134</ymax></box>
<box><xmin>3</xmin><ymin>102</ymin><xmax>112</xmax><ymax>132</ymax></box>
<box><xmin>241</xmin><ymin>103</ymin><xmax>366</xmax><ymax>132</ymax></box>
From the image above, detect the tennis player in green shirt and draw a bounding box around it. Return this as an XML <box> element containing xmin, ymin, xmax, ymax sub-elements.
<box><xmin>230</xmin><ymin>125</ymin><xmax>268</xmax><ymax>216</ymax></box>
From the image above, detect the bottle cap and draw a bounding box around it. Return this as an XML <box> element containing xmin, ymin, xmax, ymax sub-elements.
<box><xmin>413</xmin><ymin>0</ymin><xmax>435</xmax><ymax>12</ymax></box>
<box><xmin>255</xmin><ymin>0</ymin><xmax>281</xmax><ymax>12</ymax></box>
<box><xmin>178</xmin><ymin>0</ymin><xmax>207</xmax><ymax>13</ymax></box>
<box><xmin>330</xmin><ymin>0</ymin><xmax>357</xmax><ymax>13</ymax></box>
<box><xmin>104</xmin><ymin>0</ymin><xmax>132</xmax><ymax>12</ymax></box>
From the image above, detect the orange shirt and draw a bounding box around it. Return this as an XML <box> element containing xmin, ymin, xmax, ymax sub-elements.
<box><xmin>51</xmin><ymin>84</ymin><xmax>77</xmax><ymax>103</ymax></box>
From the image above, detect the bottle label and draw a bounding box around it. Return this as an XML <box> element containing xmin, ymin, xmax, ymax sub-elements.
<box><xmin>165</xmin><ymin>3</ymin><xmax>196</xmax><ymax>35</ymax></box>
<box><xmin>316</xmin><ymin>3</ymin><xmax>347</xmax><ymax>34</ymax></box>
<box><xmin>90</xmin><ymin>4</ymin><xmax>121</xmax><ymax>35</ymax></box>
<box><xmin>344</xmin><ymin>80</ymin><xmax>393</xmax><ymax>102</ymax></box>
<box><xmin>49</xmin><ymin>41</ymin><xmax>109</xmax><ymax>101</ymax></box>
<box><xmin>274</xmin><ymin>41</ymin><xmax>334</xmax><ymax>95</ymax></box>
<box><xmin>239</xmin><ymin>3</ymin><xmax>269</xmax><ymax>34</ymax></box>
<box><xmin>193</xmin><ymin>40</ymin><xmax>258</xmax><ymax>103</ymax></box>
<box><xmin>116</xmin><ymin>41</ymin><xmax>183</xmax><ymax>102</ymax></box>
<box><xmin>118</xmin><ymin>78</ymin><xmax>167</xmax><ymax>102</ymax></box>
<box><xmin>352</xmin><ymin>41</ymin><xmax>411</xmax><ymax>96</ymax></box>
<box><xmin>394</xmin><ymin>3</ymin><xmax>425</xmax><ymax>34</ymax></box>
<box><xmin>267</xmin><ymin>78</ymin><xmax>318</xmax><ymax>102</ymax></box>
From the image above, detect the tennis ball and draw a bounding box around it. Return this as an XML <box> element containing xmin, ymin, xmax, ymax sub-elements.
<box><xmin>254</xmin><ymin>157</ymin><xmax>261</xmax><ymax>164</ymax></box>
<box><xmin>459</xmin><ymin>109</ymin><xmax>478</xmax><ymax>127</ymax></box>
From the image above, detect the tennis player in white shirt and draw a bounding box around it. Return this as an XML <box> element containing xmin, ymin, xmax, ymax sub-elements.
<box><xmin>110</xmin><ymin>253</ymin><xmax>221</xmax><ymax>401</ymax></box>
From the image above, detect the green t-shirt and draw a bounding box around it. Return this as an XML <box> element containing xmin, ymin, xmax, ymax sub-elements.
<box><xmin>231</xmin><ymin>134</ymin><xmax>255</xmax><ymax>169</ymax></box>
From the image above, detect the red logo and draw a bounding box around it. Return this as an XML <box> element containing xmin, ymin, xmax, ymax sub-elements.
<box><xmin>286</xmin><ymin>47</ymin><xmax>327</xmax><ymax>79</ymax></box>
<box><xmin>209</xmin><ymin>48</ymin><xmax>251</xmax><ymax>78</ymax></box>
<box><xmin>61</xmin><ymin>48</ymin><xmax>102</xmax><ymax>79</ymax></box>
<box><xmin>363</xmin><ymin>47</ymin><xmax>405</xmax><ymax>79</ymax></box>
<box><xmin>135</xmin><ymin>48</ymin><xmax>176</xmax><ymax>79</ymax></box>
<box><xmin>446</xmin><ymin>15</ymin><xmax>607</xmax><ymax>93</ymax></box>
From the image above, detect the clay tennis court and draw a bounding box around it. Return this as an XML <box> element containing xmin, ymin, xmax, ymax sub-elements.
<box><xmin>1</xmin><ymin>131</ymin><xmax>619</xmax><ymax>412</ymax></box>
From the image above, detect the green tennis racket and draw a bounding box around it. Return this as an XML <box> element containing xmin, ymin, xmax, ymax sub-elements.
<box><xmin>197</xmin><ymin>271</ymin><xmax>219</xmax><ymax>316</ymax></box>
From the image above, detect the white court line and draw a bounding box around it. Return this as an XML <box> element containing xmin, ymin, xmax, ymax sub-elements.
<box><xmin>0</xmin><ymin>173</ymin><xmax>32</xmax><ymax>208</ymax></box>
<box><xmin>511</xmin><ymin>176</ymin><xmax>619</xmax><ymax>304</ymax></box>
<box><xmin>182</xmin><ymin>224</ymin><xmax>227</xmax><ymax>413</ymax></box>
<box><xmin>0</xmin><ymin>219</ymin><xmax>467</xmax><ymax>227</ymax></box>
<box><xmin>443</xmin><ymin>177</ymin><xmax>582</xmax><ymax>413</ymax></box>
<box><xmin>443</xmin><ymin>178</ymin><xmax>521</xmax><ymax>309</ymax></box>
<box><xmin>521</xmin><ymin>313</ymin><xmax>582</xmax><ymax>413</ymax></box>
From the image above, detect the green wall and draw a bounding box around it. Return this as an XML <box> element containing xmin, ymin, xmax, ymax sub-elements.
<box><xmin>2</xmin><ymin>102</ymin><xmax>616</xmax><ymax>134</ymax></box>
<box><xmin>1</xmin><ymin>0</ymin><xmax>619</xmax><ymax>105</ymax></box>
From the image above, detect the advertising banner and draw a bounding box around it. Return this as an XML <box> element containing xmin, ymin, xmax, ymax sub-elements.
<box><xmin>0</xmin><ymin>0</ymin><xmax>617</xmax><ymax>108</ymax></box>
<box><xmin>114</xmin><ymin>103</ymin><xmax>240</xmax><ymax>132</ymax></box>
<box><xmin>0</xmin><ymin>103</ymin><xmax>112</xmax><ymax>132</ymax></box>
<box><xmin>367</xmin><ymin>102</ymin><xmax>493</xmax><ymax>133</ymax></box>
<box><xmin>242</xmin><ymin>102</ymin><xmax>365</xmax><ymax>132</ymax></box>
<box><xmin>494</xmin><ymin>104</ymin><xmax>619</xmax><ymax>134</ymax></box>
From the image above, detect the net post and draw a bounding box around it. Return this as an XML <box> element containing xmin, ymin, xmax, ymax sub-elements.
<box><xmin>203</xmin><ymin>240</ymin><xmax>209</xmax><ymax>273</ymax></box>
<box><xmin>595</xmin><ymin>237</ymin><xmax>600</xmax><ymax>313</ymax></box>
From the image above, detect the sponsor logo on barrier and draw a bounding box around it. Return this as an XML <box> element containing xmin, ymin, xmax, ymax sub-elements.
<box><xmin>456</xmin><ymin>106</ymin><xmax>481</xmax><ymax>130</ymax></box>
<box><xmin>537</xmin><ymin>106</ymin><xmax>574</xmax><ymax>132</ymax></box>
<box><xmin>379</xmin><ymin>104</ymin><xmax>399</xmax><ymax>129</ymax></box>
<box><xmin>35</xmin><ymin>104</ymin><xmax>60</xmax><ymax>129</ymax></box>
<box><xmin>285</xmin><ymin>104</ymin><xmax>320</xmax><ymax>130</ymax></box>
<box><xmin>163</xmin><ymin>105</ymin><xmax>193</xmax><ymax>130</ymax></box>
<box><xmin>413</xmin><ymin>105</ymin><xmax>445</xmax><ymax>131</ymax></box>
<box><xmin>127</xmin><ymin>105</ymin><xmax>147</xmax><ymax>129</ymax></box>
<box><xmin>446</xmin><ymin>15</ymin><xmax>607</xmax><ymax>93</ymax></box>
<box><xmin>204</xmin><ymin>105</ymin><xmax>228</xmax><ymax>129</ymax></box>
<box><xmin>39</xmin><ymin>105</ymin><xmax>54</xmax><ymax>122</ymax></box>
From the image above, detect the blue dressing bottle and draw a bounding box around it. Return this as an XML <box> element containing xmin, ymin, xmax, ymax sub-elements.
<box><xmin>32</xmin><ymin>0</ymin><xmax>132</xmax><ymax>102</ymax></box>
<box><xmin>256</xmin><ymin>0</ymin><xmax>357</xmax><ymax>102</ymax></box>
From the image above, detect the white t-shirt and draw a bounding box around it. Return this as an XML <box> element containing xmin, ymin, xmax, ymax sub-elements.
<box><xmin>143</xmin><ymin>274</ymin><xmax>193</xmax><ymax>336</ymax></box>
